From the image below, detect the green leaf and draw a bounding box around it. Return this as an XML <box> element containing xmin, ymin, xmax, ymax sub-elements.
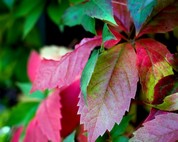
<box><xmin>17</xmin><ymin>83</ymin><xmax>44</xmax><ymax>100</ymax></box>
<box><xmin>63</xmin><ymin>130</ymin><xmax>76</xmax><ymax>142</ymax></box>
<box><xmin>69</xmin><ymin>0</ymin><xmax>84</xmax><ymax>5</ymax></box>
<box><xmin>23</xmin><ymin>2</ymin><xmax>44</xmax><ymax>38</ymax></box>
<box><xmin>85</xmin><ymin>0</ymin><xmax>116</xmax><ymax>25</ymax></box>
<box><xmin>47</xmin><ymin>0</ymin><xmax>69</xmax><ymax>25</ymax></box>
<box><xmin>14</xmin><ymin>0</ymin><xmax>43</xmax><ymax>17</ymax></box>
<box><xmin>6</xmin><ymin>102</ymin><xmax>39</xmax><ymax>126</ymax></box>
<box><xmin>62</xmin><ymin>4</ymin><xmax>96</xmax><ymax>34</ymax></box>
<box><xmin>81</xmin><ymin>49</ymin><xmax>100</xmax><ymax>103</ymax></box>
<box><xmin>102</xmin><ymin>23</ymin><xmax>116</xmax><ymax>43</ymax></box>
<box><xmin>127</xmin><ymin>0</ymin><xmax>157</xmax><ymax>33</ymax></box>
<box><xmin>81</xmin><ymin>15</ymin><xmax>96</xmax><ymax>34</ymax></box>
<box><xmin>110</xmin><ymin>115</ymin><xmax>132</xmax><ymax>138</ymax></box>
<box><xmin>2</xmin><ymin>0</ymin><xmax>14</xmax><ymax>9</ymax></box>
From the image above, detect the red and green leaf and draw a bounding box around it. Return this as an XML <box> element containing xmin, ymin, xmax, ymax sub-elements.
<box><xmin>78</xmin><ymin>43</ymin><xmax>138</xmax><ymax>142</ymax></box>
<box><xmin>32</xmin><ymin>36</ymin><xmax>102</xmax><ymax>92</ymax></box>
<box><xmin>130</xmin><ymin>112</ymin><xmax>178</xmax><ymax>142</ymax></box>
<box><xmin>138</xmin><ymin>0</ymin><xmax>178</xmax><ymax>37</ymax></box>
<box><xmin>136</xmin><ymin>38</ymin><xmax>173</xmax><ymax>103</ymax></box>
<box><xmin>153</xmin><ymin>75</ymin><xmax>178</xmax><ymax>104</ymax></box>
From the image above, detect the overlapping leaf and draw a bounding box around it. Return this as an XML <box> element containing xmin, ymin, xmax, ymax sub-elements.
<box><xmin>78</xmin><ymin>43</ymin><xmax>138</xmax><ymax>142</ymax></box>
<box><xmin>153</xmin><ymin>75</ymin><xmax>178</xmax><ymax>104</ymax></box>
<box><xmin>85</xmin><ymin>0</ymin><xmax>116</xmax><ymax>25</ymax></box>
<box><xmin>32</xmin><ymin>36</ymin><xmax>102</xmax><ymax>92</ymax></box>
<box><xmin>138</xmin><ymin>0</ymin><xmax>178</xmax><ymax>37</ymax></box>
<box><xmin>128</xmin><ymin>0</ymin><xmax>157</xmax><ymax>34</ymax></box>
<box><xmin>166</xmin><ymin>53</ymin><xmax>178</xmax><ymax>72</ymax></box>
<box><xmin>112</xmin><ymin>0</ymin><xmax>132</xmax><ymax>33</ymax></box>
<box><xmin>27</xmin><ymin>89</ymin><xmax>61</xmax><ymax>142</ymax></box>
<box><xmin>130</xmin><ymin>112</ymin><xmax>178</xmax><ymax>142</ymax></box>
<box><xmin>136</xmin><ymin>38</ymin><xmax>173</xmax><ymax>103</ymax></box>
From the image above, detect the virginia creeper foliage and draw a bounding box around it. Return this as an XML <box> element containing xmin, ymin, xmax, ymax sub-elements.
<box><xmin>18</xmin><ymin>0</ymin><xmax>178</xmax><ymax>141</ymax></box>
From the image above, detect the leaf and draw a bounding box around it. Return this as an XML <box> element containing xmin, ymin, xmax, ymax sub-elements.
<box><xmin>130</xmin><ymin>112</ymin><xmax>178</xmax><ymax>142</ymax></box>
<box><xmin>138</xmin><ymin>1</ymin><xmax>178</xmax><ymax>37</ymax></box>
<box><xmin>63</xmin><ymin>130</ymin><xmax>76</xmax><ymax>142</ymax></box>
<box><xmin>85</xmin><ymin>0</ymin><xmax>116</xmax><ymax>25</ymax></box>
<box><xmin>23</xmin><ymin>2</ymin><xmax>44</xmax><ymax>37</ymax></box>
<box><xmin>32</xmin><ymin>36</ymin><xmax>102</xmax><ymax>92</ymax></box>
<box><xmin>112</xmin><ymin>0</ymin><xmax>132</xmax><ymax>33</ymax></box>
<box><xmin>6</xmin><ymin>102</ymin><xmax>39</xmax><ymax>126</ymax></box>
<box><xmin>14</xmin><ymin>0</ymin><xmax>43</xmax><ymax>17</ymax></box>
<box><xmin>24</xmin><ymin>118</ymin><xmax>48</xmax><ymax>142</ymax></box>
<box><xmin>81</xmin><ymin>49</ymin><xmax>100</xmax><ymax>102</ymax></box>
<box><xmin>153</xmin><ymin>75</ymin><xmax>178</xmax><ymax>104</ymax></box>
<box><xmin>102</xmin><ymin>24</ymin><xmax>116</xmax><ymax>43</ymax></box>
<box><xmin>60</xmin><ymin>80</ymin><xmax>80</xmax><ymax>137</ymax></box>
<box><xmin>69</xmin><ymin>0</ymin><xmax>84</xmax><ymax>5</ymax></box>
<box><xmin>154</xmin><ymin>93</ymin><xmax>178</xmax><ymax>111</ymax></box>
<box><xmin>47</xmin><ymin>0</ymin><xmax>69</xmax><ymax>25</ymax></box>
<box><xmin>11</xmin><ymin>126</ymin><xmax>23</xmax><ymax>142</ymax></box>
<box><xmin>62</xmin><ymin>4</ymin><xmax>96</xmax><ymax>34</ymax></box>
<box><xmin>136</xmin><ymin>38</ymin><xmax>173</xmax><ymax>103</ymax></box>
<box><xmin>127</xmin><ymin>0</ymin><xmax>157</xmax><ymax>34</ymax></box>
<box><xmin>3</xmin><ymin>0</ymin><xmax>14</xmax><ymax>9</ymax></box>
<box><xmin>166</xmin><ymin>53</ymin><xmax>178</xmax><ymax>72</ymax></box>
<box><xmin>78</xmin><ymin>43</ymin><xmax>138</xmax><ymax>142</ymax></box>
<box><xmin>35</xmin><ymin>89</ymin><xmax>61</xmax><ymax>142</ymax></box>
<box><xmin>17</xmin><ymin>83</ymin><xmax>44</xmax><ymax>100</ymax></box>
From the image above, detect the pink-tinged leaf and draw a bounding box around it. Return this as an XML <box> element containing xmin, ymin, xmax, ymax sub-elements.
<box><xmin>77</xmin><ymin>125</ymin><xmax>88</xmax><ymax>142</ymax></box>
<box><xmin>138</xmin><ymin>1</ymin><xmax>178</xmax><ymax>37</ymax></box>
<box><xmin>32</xmin><ymin>36</ymin><xmax>102</xmax><ymax>92</ymax></box>
<box><xmin>27</xmin><ymin>51</ymin><xmax>41</xmax><ymax>82</ymax></box>
<box><xmin>130</xmin><ymin>112</ymin><xmax>178</xmax><ymax>142</ymax></box>
<box><xmin>166</xmin><ymin>53</ymin><xmax>178</xmax><ymax>72</ymax></box>
<box><xmin>153</xmin><ymin>75</ymin><xmax>178</xmax><ymax>104</ymax></box>
<box><xmin>24</xmin><ymin>118</ymin><xmax>48</xmax><ymax>142</ymax></box>
<box><xmin>144</xmin><ymin>108</ymin><xmax>167</xmax><ymax>123</ymax></box>
<box><xmin>35</xmin><ymin>89</ymin><xmax>61</xmax><ymax>142</ymax></box>
<box><xmin>11</xmin><ymin>126</ymin><xmax>23</xmax><ymax>142</ymax></box>
<box><xmin>60</xmin><ymin>79</ymin><xmax>80</xmax><ymax>137</ymax></box>
<box><xmin>136</xmin><ymin>38</ymin><xmax>173</xmax><ymax>103</ymax></box>
<box><xmin>36</xmin><ymin>89</ymin><xmax>61</xmax><ymax>141</ymax></box>
<box><xmin>78</xmin><ymin>43</ymin><xmax>138</xmax><ymax>142</ymax></box>
<box><xmin>112</xmin><ymin>0</ymin><xmax>132</xmax><ymax>33</ymax></box>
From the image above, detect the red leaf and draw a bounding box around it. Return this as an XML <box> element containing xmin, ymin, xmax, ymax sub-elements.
<box><xmin>31</xmin><ymin>36</ymin><xmax>102</xmax><ymax>92</ymax></box>
<box><xmin>27</xmin><ymin>51</ymin><xmax>41</xmax><ymax>82</ymax></box>
<box><xmin>130</xmin><ymin>112</ymin><xmax>178</xmax><ymax>142</ymax></box>
<box><xmin>138</xmin><ymin>1</ymin><xmax>178</xmax><ymax>37</ymax></box>
<box><xmin>60</xmin><ymin>79</ymin><xmax>80</xmax><ymax>137</ymax></box>
<box><xmin>78</xmin><ymin>43</ymin><xmax>138</xmax><ymax>142</ymax></box>
<box><xmin>33</xmin><ymin>89</ymin><xmax>62</xmax><ymax>142</ymax></box>
<box><xmin>153</xmin><ymin>75</ymin><xmax>178</xmax><ymax>104</ymax></box>
<box><xmin>136</xmin><ymin>38</ymin><xmax>173</xmax><ymax>103</ymax></box>
<box><xmin>24</xmin><ymin>118</ymin><xmax>48</xmax><ymax>142</ymax></box>
<box><xmin>112</xmin><ymin>0</ymin><xmax>132</xmax><ymax>33</ymax></box>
